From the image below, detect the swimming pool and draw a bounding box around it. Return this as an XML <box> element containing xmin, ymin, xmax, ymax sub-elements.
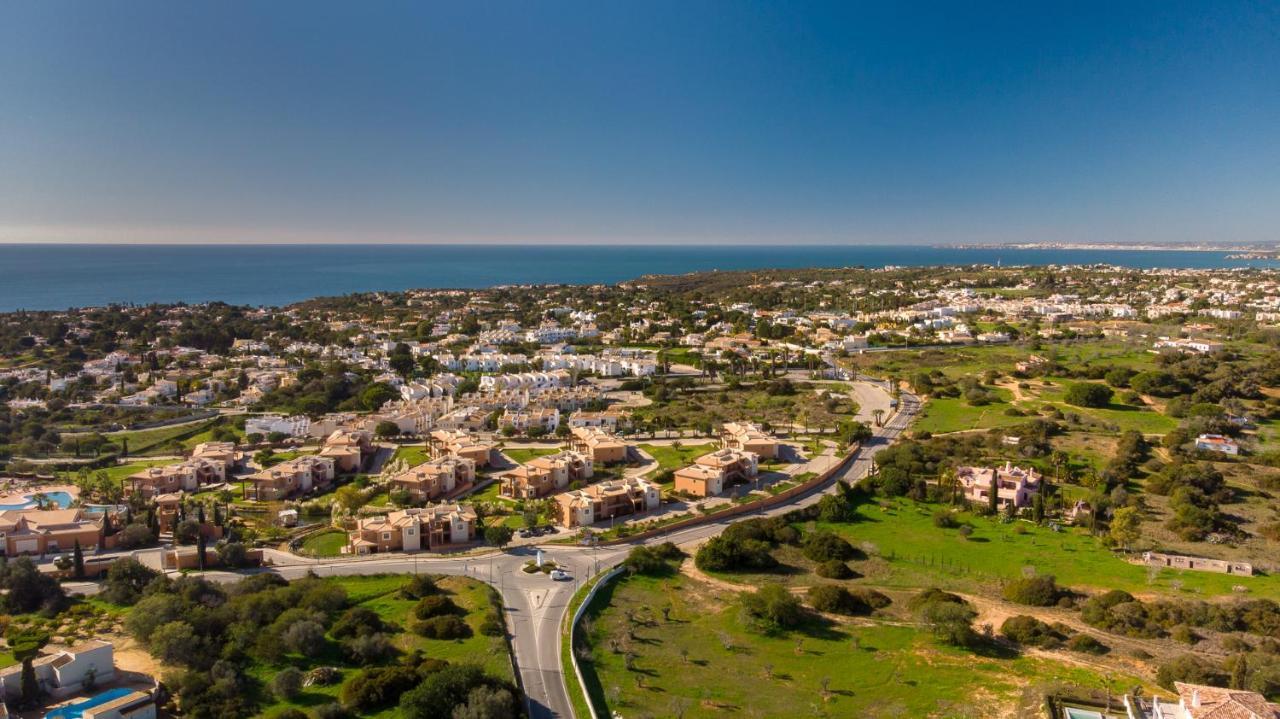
<box><xmin>1064</xmin><ymin>708</ymin><xmax>1105</xmax><ymax>719</ymax></box>
<box><xmin>44</xmin><ymin>687</ymin><xmax>136</xmax><ymax>719</ymax></box>
<box><xmin>0</xmin><ymin>490</ymin><xmax>74</xmax><ymax>511</ymax></box>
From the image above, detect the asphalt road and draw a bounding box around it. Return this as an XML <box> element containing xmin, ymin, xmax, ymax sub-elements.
<box><xmin>98</xmin><ymin>382</ymin><xmax>919</xmax><ymax>719</ymax></box>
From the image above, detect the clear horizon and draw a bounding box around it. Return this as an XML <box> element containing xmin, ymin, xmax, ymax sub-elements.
<box><xmin>2</xmin><ymin>2</ymin><xmax>1278</xmax><ymax>246</ymax></box>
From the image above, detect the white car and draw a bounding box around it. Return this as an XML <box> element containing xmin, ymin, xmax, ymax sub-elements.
<box><xmin>549</xmin><ymin>569</ymin><xmax>570</xmax><ymax>581</ymax></box>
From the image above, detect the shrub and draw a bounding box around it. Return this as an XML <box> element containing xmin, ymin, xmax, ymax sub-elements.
<box><xmin>267</xmin><ymin>709</ymin><xmax>308</xmax><ymax>719</ymax></box>
<box><xmin>313</xmin><ymin>704</ymin><xmax>350</xmax><ymax>719</ymax></box>
<box><xmin>849</xmin><ymin>587</ymin><xmax>891</xmax><ymax>610</ymax></box>
<box><xmin>479</xmin><ymin>612</ymin><xmax>505</xmax><ymax>637</ymax></box>
<box><xmin>414</xmin><ymin>595</ymin><xmax>461</xmax><ymax>620</ymax></box>
<box><xmin>1000</xmin><ymin>615</ymin><xmax>1062</xmax><ymax>647</ymax></box>
<box><xmin>815</xmin><ymin>560</ymin><xmax>855</xmax><ymax>579</ymax></box>
<box><xmin>1171</xmin><ymin>624</ymin><xmax>1199</xmax><ymax>645</ymax></box>
<box><xmin>1157</xmin><ymin>654</ymin><xmax>1227</xmax><ymax>690</ymax></box>
<box><xmin>801</xmin><ymin>531</ymin><xmax>859</xmax><ymax>562</ymax></box>
<box><xmin>1065</xmin><ymin>633</ymin><xmax>1108</xmax><ymax>655</ymax></box>
<box><xmin>270</xmin><ymin>666</ymin><xmax>304</xmax><ymax>701</ymax></box>
<box><xmin>807</xmin><ymin>584</ymin><xmax>874</xmax><ymax>616</ymax></box>
<box><xmin>399</xmin><ymin>575</ymin><xmax>439</xmax><ymax>599</ymax></box>
<box><xmin>907</xmin><ymin>588</ymin><xmax>966</xmax><ymax>612</ymax></box>
<box><xmin>342</xmin><ymin>633</ymin><xmax>398</xmax><ymax>664</ymax></box>
<box><xmin>1002</xmin><ymin>575</ymin><xmax>1066</xmax><ymax>607</ymax></box>
<box><xmin>695</xmin><ymin>535</ymin><xmax>778</xmax><ymax>572</ymax></box>
<box><xmin>918</xmin><ymin>596</ymin><xmax>980</xmax><ymax>648</ymax></box>
<box><xmin>931</xmin><ymin>509</ymin><xmax>959</xmax><ymax>529</ymax></box>
<box><xmin>1064</xmin><ymin>383</ymin><xmax>1114</xmax><ymax>408</ymax></box>
<box><xmin>623</xmin><ymin>545</ymin><xmax>676</xmax><ymax>576</ymax></box>
<box><xmin>412</xmin><ymin>614</ymin><xmax>471</xmax><ymax>639</ymax></box>
<box><xmin>331</xmin><ymin>606</ymin><xmax>388</xmax><ymax>639</ymax></box>
<box><xmin>340</xmin><ymin>665</ymin><xmax>420</xmax><ymax>711</ymax></box>
<box><xmin>741</xmin><ymin>584</ymin><xmax>805</xmax><ymax>631</ymax></box>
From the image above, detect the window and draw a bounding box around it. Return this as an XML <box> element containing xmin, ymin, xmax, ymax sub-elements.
<box><xmin>382</xmin><ymin>533</ymin><xmax>391</xmax><ymax>540</ymax></box>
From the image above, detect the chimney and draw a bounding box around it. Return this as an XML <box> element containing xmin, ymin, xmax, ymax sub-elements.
<box><xmin>1191</xmin><ymin>688</ymin><xmax>1200</xmax><ymax>707</ymax></box>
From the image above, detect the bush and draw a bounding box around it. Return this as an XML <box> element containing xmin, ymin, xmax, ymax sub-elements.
<box><xmin>1065</xmin><ymin>633</ymin><xmax>1108</xmax><ymax>655</ymax></box>
<box><xmin>849</xmin><ymin>587</ymin><xmax>891</xmax><ymax>610</ymax></box>
<box><xmin>1002</xmin><ymin>575</ymin><xmax>1066</xmax><ymax>607</ymax></box>
<box><xmin>414</xmin><ymin>595</ymin><xmax>461</xmax><ymax>620</ymax></box>
<box><xmin>413</xmin><ymin>614</ymin><xmax>471</xmax><ymax>639</ymax></box>
<box><xmin>313</xmin><ymin>704</ymin><xmax>350</xmax><ymax>719</ymax></box>
<box><xmin>331</xmin><ymin>606</ymin><xmax>388</xmax><ymax>639</ymax></box>
<box><xmin>1064</xmin><ymin>383</ymin><xmax>1114</xmax><ymax>408</ymax></box>
<box><xmin>270</xmin><ymin>666</ymin><xmax>304</xmax><ymax>700</ymax></box>
<box><xmin>695</xmin><ymin>535</ymin><xmax>778</xmax><ymax>572</ymax></box>
<box><xmin>400</xmin><ymin>574</ymin><xmax>439</xmax><ymax>599</ymax></box>
<box><xmin>1157</xmin><ymin>654</ymin><xmax>1227</xmax><ymax>690</ymax></box>
<box><xmin>342</xmin><ymin>633</ymin><xmax>398</xmax><ymax>664</ymax></box>
<box><xmin>807</xmin><ymin>585</ymin><xmax>875</xmax><ymax>616</ymax></box>
<box><xmin>1000</xmin><ymin>615</ymin><xmax>1062</xmax><ymax>647</ymax></box>
<box><xmin>1171</xmin><ymin>624</ymin><xmax>1199</xmax><ymax>645</ymax></box>
<box><xmin>801</xmin><ymin>531</ymin><xmax>859</xmax><ymax>562</ymax></box>
<box><xmin>815</xmin><ymin>560</ymin><xmax>855</xmax><ymax>579</ymax></box>
<box><xmin>340</xmin><ymin>665</ymin><xmax>420</xmax><ymax>712</ymax></box>
<box><xmin>479</xmin><ymin>612</ymin><xmax>505</xmax><ymax>637</ymax></box>
<box><xmin>116</xmin><ymin>523</ymin><xmax>155</xmax><ymax>550</ymax></box>
<box><xmin>623</xmin><ymin>545</ymin><xmax>677</xmax><ymax>576</ymax></box>
<box><xmin>931</xmin><ymin>509</ymin><xmax>959</xmax><ymax>529</ymax></box>
<box><xmin>741</xmin><ymin>584</ymin><xmax>805</xmax><ymax>631</ymax></box>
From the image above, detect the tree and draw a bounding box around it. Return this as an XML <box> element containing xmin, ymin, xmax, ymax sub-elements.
<box><xmin>361</xmin><ymin>382</ymin><xmax>399</xmax><ymax>410</ymax></box>
<box><xmin>271</xmin><ymin>666</ymin><xmax>304</xmax><ymax>701</ymax></box>
<box><xmin>1064</xmin><ymin>382</ymin><xmax>1114</xmax><ymax>408</ymax></box>
<box><xmin>174</xmin><ymin>519</ymin><xmax>202</xmax><ymax>545</ymax></box>
<box><xmin>72</xmin><ymin>539</ymin><xmax>85</xmax><ymax>580</ymax></box>
<box><xmin>1109</xmin><ymin>506</ymin><xmax>1142</xmax><ymax>552</ymax></box>
<box><xmin>375</xmin><ymin>421</ymin><xmax>401</xmax><ymax>438</ymax></box>
<box><xmin>484</xmin><ymin>525</ymin><xmax>513</xmax><ymax>548</ymax></box>
<box><xmin>101</xmin><ymin>557</ymin><xmax>161</xmax><ymax>605</ymax></box>
<box><xmin>197</xmin><ymin>532</ymin><xmax>208</xmax><ymax>570</ymax></box>
<box><xmin>988</xmin><ymin>472</ymin><xmax>999</xmax><ymax>514</ymax></box>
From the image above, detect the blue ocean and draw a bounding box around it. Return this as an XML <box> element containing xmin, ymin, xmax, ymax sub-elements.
<box><xmin>0</xmin><ymin>244</ymin><xmax>1274</xmax><ymax>312</ymax></box>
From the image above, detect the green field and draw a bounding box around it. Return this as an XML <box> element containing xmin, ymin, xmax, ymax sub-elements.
<box><xmin>299</xmin><ymin>529</ymin><xmax>349</xmax><ymax>557</ymax></box>
<box><xmin>253</xmin><ymin>574</ymin><xmax>512</xmax><ymax>717</ymax></box>
<box><xmin>821</xmin><ymin>498</ymin><xmax>1280</xmax><ymax>599</ymax></box>
<box><xmin>574</xmin><ymin>570</ymin><xmax>1145</xmax><ymax>718</ymax></box>
<box><xmin>98</xmin><ymin>459</ymin><xmax>173</xmax><ymax>482</ymax></box>
<box><xmin>502</xmin><ymin>446</ymin><xmax>562</xmax><ymax>464</ymax></box>
<box><xmin>636</xmin><ymin>441</ymin><xmax>717</xmax><ymax>475</ymax></box>
<box><xmin>912</xmin><ymin>391</ymin><xmax>1025</xmax><ymax>435</ymax></box>
<box><xmin>390</xmin><ymin>444</ymin><xmax>431</xmax><ymax>466</ymax></box>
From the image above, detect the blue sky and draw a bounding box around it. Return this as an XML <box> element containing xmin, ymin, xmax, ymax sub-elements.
<box><xmin>0</xmin><ymin>1</ymin><xmax>1277</xmax><ymax>245</ymax></box>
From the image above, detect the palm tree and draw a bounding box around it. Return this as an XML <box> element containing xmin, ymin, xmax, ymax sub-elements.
<box><xmin>872</xmin><ymin>409</ymin><xmax>885</xmax><ymax>427</ymax></box>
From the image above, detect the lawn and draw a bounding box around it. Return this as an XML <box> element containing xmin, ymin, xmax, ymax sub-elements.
<box><xmin>574</xmin><ymin>570</ymin><xmax>1147</xmax><ymax>718</ymax></box>
<box><xmin>821</xmin><ymin>498</ymin><xmax>1280</xmax><ymax>599</ymax></box>
<box><xmin>502</xmin><ymin>446</ymin><xmax>562</xmax><ymax>464</ymax></box>
<box><xmin>391</xmin><ymin>444</ymin><xmax>431</xmax><ymax>467</ymax></box>
<box><xmin>636</xmin><ymin>441</ymin><xmax>717</xmax><ymax>476</ymax></box>
<box><xmin>299</xmin><ymin>529</ymin><xmax>349</xmax><ymax>557</ymax></box>
<box><xmin>912</xmin><ymin>388</ymin><xmax>1024</xmax><ymax>435</ymax></box>
<box><xmin>98</xmin><ymin>459</ymin><xmax>172</xmax><ymax>482</ymax></box>
<box><xmin>253</xmin><ymin>574</ymin><xmax>512</xmax><ymax>717</ymax></box>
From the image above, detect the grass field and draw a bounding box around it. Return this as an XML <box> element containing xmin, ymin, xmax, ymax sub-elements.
<box><xmin>575</xmin><ymin>570</ymin><xmax>1145</xmax><ymax>718</ymax></box>
<box><xmin>820</xmin><ymin>498</ymin><xmax>1280</xmax><ymax>599</ymax></box>
<box><xmin>253</xmin><ymin>574</ymin><xmax>512</xmax><ymax>717</ymax></box>
<box><xmin>502</xmin><ymin>446</ymin><xmax>562</xmax><ymax>465</ymax></box>
<box><xmin>636</xmin><ymin>441</ymin><xmax>717</xmax><ymax>475</ymax></box>
<box><xmin>299</xmin><ymin>529</ymin><xmax>349</xmax><ymax>557</ymax></box>
<box><xmin>98</xmin><ymin>459</ymin><xmax>172</xmax><ymax>482</ymax></box>
<box><xmin>913</xmin><ymin>392</ymin><xmax>1025</xmax><ymax>435</ymax></box>
<box><xmin>390</xmin><ymin>444</ymin><xmax>431</xmax><ymax>467</ymax></box>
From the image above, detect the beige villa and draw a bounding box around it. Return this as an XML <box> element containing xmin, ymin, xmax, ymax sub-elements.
<box><xmin>389</xmin><ymin>456</ymin><xmax>476</xmax><ymax>502</ymax></box>
<box><xmin>348</xmin><ymin>504</ymin><xmax>477</xmax><ymax>554</ymax></box>
<box><xmin>673</xmin><ymin>448</ymin><xmax>759</xmax><ymax>497</ymax></box>
<box><xmin>721</xmin><ymin>422</ymin><xmax>779</xmax><ymax>459</ymax></box>
<box><xmin>554</xmin><ymin>476</ymin><xmax>660</xmax><ymax>529</ymax></box>
<box><xmin>125</xmin><ymin>458</ymin><xmax>225</xmax><ymax>499</ymax></box>
<box><xmin>429</xmin><ymin>429</ymin><xmax>496</xmax><ymax>468</ymax></box>
<box><xmin>245</xmin><ymin>455</ymin><xmax>336</xmax><ymax>500</ymax></box>
<box><xmin>569</xmin><ymin>426</ymin><xmax>629</xmax><ymax>464</ymax></box>
<box><xmin>501</xmin><ymin>450</ymin><xmax>594</xmax><ymax>499</ymax></box>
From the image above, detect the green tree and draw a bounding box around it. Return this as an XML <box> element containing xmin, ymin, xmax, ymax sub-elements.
<box><xmin>1109</xmin><ymin>506</ymin><xmax>1142</xmax><ymax>552</ymax></box>
<box><xmin>72</xmin><ymin>539</ymin><xmax>85</xmax><ymax>580</ymax></box>
<box><xmin>484</xmin><ymin>525</ymin><xmax>513</xmax><ymax>548</ymax></box>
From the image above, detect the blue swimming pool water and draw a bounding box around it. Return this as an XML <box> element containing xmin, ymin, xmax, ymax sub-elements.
<box><xmin>44</xmin><ymin>687</ymin><xmax>136</xmax><ymax>719</ymax></box>
<box><xmin>1064</xmin><ymin>708</ymin><xmax>1105</xmax><ymax>719</ymax></box>
<box><xmin>0</xmin><ymin>490</ymin><xmax>74</xmax><ymax>511</ymax></box>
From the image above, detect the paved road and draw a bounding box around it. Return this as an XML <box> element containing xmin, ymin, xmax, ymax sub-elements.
<box><xmin>92</xmin><ymin>382</ymin><xmax>918</xmax><ymax>719</ymax></box>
